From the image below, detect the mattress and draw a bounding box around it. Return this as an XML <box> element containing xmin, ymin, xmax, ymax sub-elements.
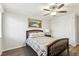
<box><xmin>26</xmin><ymin>36</ymin><xmax>57</xmax><ymax>56</ymax></box>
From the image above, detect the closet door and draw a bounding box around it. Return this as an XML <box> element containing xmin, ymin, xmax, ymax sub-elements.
<box><xmin>51</xmin><ymin>14</ymin><xmax>77</xmax><ymax>46</ymax></box>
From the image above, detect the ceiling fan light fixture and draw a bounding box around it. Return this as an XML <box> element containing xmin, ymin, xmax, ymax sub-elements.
<box><xmin>50</xmin><ymin>12</ymin><xmax>56</xmax><ymax>15</ymax></box>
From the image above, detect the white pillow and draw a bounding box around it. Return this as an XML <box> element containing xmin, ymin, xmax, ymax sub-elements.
<box><xmin>29</xmin><ymin>32</ymin><xmax>45</xmax><ymax>38</ymax></box>
<box><xmin>37</xmin><ymin>32</ymin><xmax>45</xmax><ymax>37</ymax></box>
<box><xmin>29</xmin><ymin>33</ymin><xmax>37</xmax><ymax>38</ymax></box>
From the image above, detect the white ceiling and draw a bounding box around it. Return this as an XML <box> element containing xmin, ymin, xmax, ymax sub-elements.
<box><xmin>2</xmin><ymin>3</ymin><xmax>79</xmax><ymax>16</ymax></box>
<box><xmin>2</xmin><ymin>3</ymin><xmax>49</xmax><ymax>16</ymax></box>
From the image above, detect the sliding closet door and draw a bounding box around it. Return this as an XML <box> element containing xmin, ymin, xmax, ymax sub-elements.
<box><xmin>51</xmin><ymin>14</ymin><xmax>77</xmax><ymax>46</ymax></box>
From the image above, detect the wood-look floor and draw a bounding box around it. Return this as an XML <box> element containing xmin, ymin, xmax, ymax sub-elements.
<box><xmin>1</xmin><ymin>45</ymin><xmax>79</xmax><ymax>56</ymax></box>
<box><xmin>2</xmin><ymin>45</ymin><xmax>37</xmax><ymax>56</ymax></box>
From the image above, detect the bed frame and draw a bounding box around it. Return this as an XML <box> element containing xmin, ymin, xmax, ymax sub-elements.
<box><xmin>26</xmin><ymin>30</ymin><xmax>69</xmax><ymax>56</ymax></box>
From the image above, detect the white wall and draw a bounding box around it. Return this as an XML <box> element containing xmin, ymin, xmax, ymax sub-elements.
<box><xmin>0</xmin><ymin>13</ymin><xmax>2</xmax><ymax>55</ymax></box>
<box><xmin>2</xmin><ymin>12</ymin><xmax>50</xmax><ymax>51</ymax></box>
<box><xmin>0</xmin><ymin>4</ymin><xmax>3</xmax><ymax>55</ymax></box>
<box><xmin>0</xmin><ymin>38</ymin><xmax>2</xmax><ymax>55</ymax></box>
<box><xmin>2</xmin><ymin>13</ymin><xmax>27</xmax><ymax>51</ymax></box>
<box><xmin>51</xmin><ymin>14</ymin><xmax>77</xmax><ymax>46</ymax></box>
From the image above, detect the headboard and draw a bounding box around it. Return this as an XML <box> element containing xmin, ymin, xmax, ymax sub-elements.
<box><xmin>26</xmin><ymin>30</ymin><xmax>43</xmax><ymax>39</ymax></box>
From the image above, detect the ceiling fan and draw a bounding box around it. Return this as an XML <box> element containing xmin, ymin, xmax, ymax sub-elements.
<box><xmin>43</xmin><ymin>3</ymin><xmax>67</xmax><ymax>16</ymax></box>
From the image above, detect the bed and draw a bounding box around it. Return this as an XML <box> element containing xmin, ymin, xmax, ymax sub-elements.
<box><xmin>26</xmin><ymin>30</ymin><xmax>69</xmax><ymax>56</ymax></box>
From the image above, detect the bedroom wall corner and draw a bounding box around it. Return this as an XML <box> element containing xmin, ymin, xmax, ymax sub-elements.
<box><xmin>2</xmin><ymin>12</ymin><xmax>50</xmax><ymax>51</ymax></box>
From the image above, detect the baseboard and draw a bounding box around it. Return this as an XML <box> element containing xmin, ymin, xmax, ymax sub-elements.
<box><xmin>2</xmin><ymin>44</ymin><xmax>26</xmax><ymax>52</ymax></box>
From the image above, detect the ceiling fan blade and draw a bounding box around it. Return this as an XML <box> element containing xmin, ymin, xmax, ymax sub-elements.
<box><xmin>43</xmin><ymin>9</ymin><xmax>50</xmax><ymax>11</ymax></box>
<box><xmin>43</xmin><ymin>13</ymin><xmax>50</xmax><ymax>16</ymax></box>
<box><xmin>58</xmin><ymin>4</ymin><xmax>64</xmax><ymax>9</ymax></box>
<box><xmin>57</xmin><ymin>11</ymin><xmax>67</xmax><ymax>13</ymax></box>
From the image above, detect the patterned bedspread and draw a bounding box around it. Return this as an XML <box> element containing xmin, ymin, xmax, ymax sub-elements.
<box><xmin>26</xmin><ymin>36</ymin><xmax>57</xmax><ymax>56</ymax></box>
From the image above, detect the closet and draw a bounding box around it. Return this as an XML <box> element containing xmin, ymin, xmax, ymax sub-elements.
<box><xmin>50</xmin><ymin>14</ymin><xmax>78</xmax><ymax>46</ymax></box>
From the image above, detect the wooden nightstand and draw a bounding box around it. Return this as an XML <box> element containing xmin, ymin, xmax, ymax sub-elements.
<box><xmin>45</xmin><ymin>34</ymin><xmax>51</xmax><ymax>37</ymax></box>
